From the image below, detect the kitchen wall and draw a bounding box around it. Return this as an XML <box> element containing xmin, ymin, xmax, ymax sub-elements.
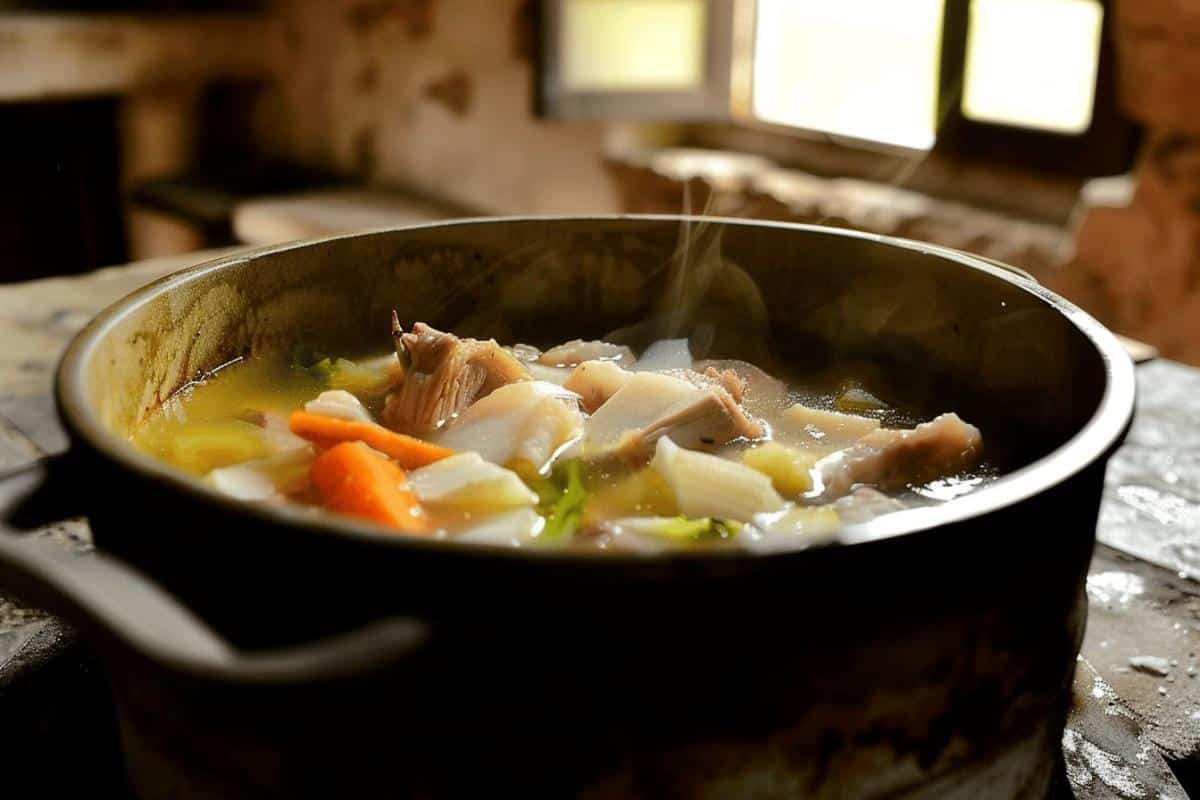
<box><xmin>257</xmin><ymin>0</ymin><xmax>619</xmax><ymax>215</ymax></box>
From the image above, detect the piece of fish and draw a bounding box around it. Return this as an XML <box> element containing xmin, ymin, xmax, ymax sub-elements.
<box><xmin>384</xmin><ymin>319</ymin><xmax>529</xmax><ymax>434</ymax></box>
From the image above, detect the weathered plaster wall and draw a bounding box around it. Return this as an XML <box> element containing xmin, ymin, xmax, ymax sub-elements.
<box><xmin>258</xmin><ymin>0</ymin><xmax>620</xmax><ymax>215</ymax></box>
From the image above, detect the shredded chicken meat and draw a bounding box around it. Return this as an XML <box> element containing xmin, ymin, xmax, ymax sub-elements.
<box><xmin>622</xmin><ymin>384</ymin><xmax>763</xmax><ymax>455</ymax></box>
<box><xmin>818</xmin><ymin>413</ymin><xmax>982</xmax><ymax>499</ymax></box>
<box><xmin>383</xmin><ymin>318</ymin><xmax>529</xmax><ymax>434</ymax></box>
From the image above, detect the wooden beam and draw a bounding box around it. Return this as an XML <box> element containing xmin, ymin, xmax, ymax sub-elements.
<box><xmin>0</xmin><ymin>14</ymin><xmax>278</xmax><ymax>102</ymax></box>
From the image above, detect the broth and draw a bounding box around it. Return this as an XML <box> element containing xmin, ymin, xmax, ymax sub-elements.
<box><xmin>133</xmin><ymin>326</ymin><xmax>995</xmax><ymax>552</ymax></box>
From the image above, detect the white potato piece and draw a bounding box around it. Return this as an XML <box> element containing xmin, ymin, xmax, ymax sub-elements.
<box><xmin>453</xmin><ymin>508</ymin><xmax>546</xmax><ymax>547</ymax></box>
<box><xmin>435</xmin><ymin>381</ymin><xmax>583</xmax><ymax>470</ymax></box>
<box><xmin>259</xmin><ymin>411</ymin><xmax>312</xmax><ymax>452</ymax></box>
<box><xmin>539</xmin><ymin>339</ymin><xmax>636</xmax><ymax>369</ymax></box>
<box><xmin>651</xmin><ymin>437</ymin><xmax>784</xmax><ymax>522</ymax></box>
<box><xmin>635</xmin><ymin>338</ymin><xmax>693</xmax><ymax>372</ymax></box>
<box><xmin>525</xmin><ymin>362</ymin><xmax>574</xmax><ymax>386</ymax></box>
<box><xmin>563</xmin><ymin>360</ymin><xmax>632</xmax><ymax>413</ymax></box>
<box><xmin>304</xmin><ymin>390</ymin><xmax>374</xmax><ymax>423</ymax></box>
<box><xmin>583</xmin><ymin>372</ymin><xmax>701</xmax><ymax>449</ymax></box>
<box><xmin>407</xmin><ymin>452</ymin><xmax>536</xmax><ymax>511</ymax></box>
<box><xmin>777</xmin><ymin>403</ymin><xmax>881</xmax><ymax>448</ymax></box>
<box><xmin>206</xmin><ymin>447</ymin><xmax>314</xmax><ymax>501</ymax></box>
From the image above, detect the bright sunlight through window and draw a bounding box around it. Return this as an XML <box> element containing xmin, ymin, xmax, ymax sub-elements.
<box><xmin>751</xmin><ymin>0</ymin><xmax>945</xmax><ymax>151</ymax></box>
<box><xmin>560</xmin><ymin>0</ymin><xmax>707</xmax><ymax>91</ymax></box>
<box><xmin>963</xmin><ymin>0</ymin><xmax>1103</xmax><ymax>134</ymax></box>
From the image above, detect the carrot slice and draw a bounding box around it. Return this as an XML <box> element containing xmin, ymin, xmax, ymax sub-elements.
<box><xmin>289</xmin><ymin>410</ymin><xmax>454</xmax><ymax>469</ymax></box>
<box><xmin>309</xmin><ymin>441</ymin><xmax>429</xmax><ymax>533</ymax></box>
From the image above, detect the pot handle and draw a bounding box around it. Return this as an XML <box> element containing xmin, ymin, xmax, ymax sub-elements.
<box><xmin>0</xmin><ymin>497</ymin><xmax>430</xmax><ymax>684</ymax></box>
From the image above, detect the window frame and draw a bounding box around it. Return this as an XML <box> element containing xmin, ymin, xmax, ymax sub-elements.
<box><xmin>535</xmin><ymin>0</ymin><xmax>1140</xmax><ymax>176</ymax></box>
<box><xmin>536</xmin><ymin>0</ymin><xmax>736</xmax><ymax>120</ymax></box>
<box><xmin>933</xmin><ymin>0</ymin><xmax>1139</xmax><ymax>176</ymax></box>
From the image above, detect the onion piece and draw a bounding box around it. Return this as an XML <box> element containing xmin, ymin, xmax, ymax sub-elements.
<box><xmin>651</xmin><ymin>436</ymin><xmax>784</xmax><ymax>522</ymax></box>
<box><xmin>206</xmin><ymin>447</ymin><xmax>315</xmax><ymax>501</ymax></box>
<box><xmin>407</xmin><ymin>452</ymin><xmax>536</xmax><ymax>511</ymax></box>
<box><xmin>582</xmin><ymin>372</ymin><xmax>700</xmax><ymax>449</ymax></box>
<box><xmin>435</xmin><ymin>381</ymin><xmax>583</xmax><ymax>471</ymax></box>
<box><xmin>454</xmin><ymin>508</ymin><xmax>546</xmax><ymax>547</ymax></box>
<box><xmin>304</xmin><ymin>390</ymin><xmax>374</xmax><ymax>423</ymax></box>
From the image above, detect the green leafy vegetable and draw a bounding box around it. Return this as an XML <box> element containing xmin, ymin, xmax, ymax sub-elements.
<box><xmin>291</xmin><ymin>347</ymin><xmax>393</xmax><ymax>394</ymax></box>
<box><xmin>511</xmin><ymin>459</ymin><xmax>591</xmax><ymax>543</ymax></box>
<box><xmin>291</xmin><ymin>344</ymin><xmax>328</xmax><ymax>369</ymax></box>
<box><xmin>307</xmin><ymin>358</ymin><xmax>336</xmax><ymax>382</ymax></box>
<box><xmin>540</xmin><ymin>460</ymin><xmax>588</xmax><ymax>541</ymax></box>
<box><xmin>627</xmin><ymin>516</ymin><xmax>742</xmax><ymax>542</ymax></box>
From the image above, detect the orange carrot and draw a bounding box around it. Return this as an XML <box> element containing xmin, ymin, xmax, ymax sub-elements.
<box><xmin>309</xmin><ymin>441</ymin><xmax>429</xmax><ymax>533</ymax></box>
<box><xmin>288</xmin><ymin>410</ymin><xmax>454</xmax><ymax>469</ymax></box>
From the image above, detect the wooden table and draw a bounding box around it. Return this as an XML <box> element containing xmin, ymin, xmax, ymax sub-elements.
<box><xmin>0</xmin><ymin>248</ymin><xmax>1196</xmax><ymax>798</ymax></box>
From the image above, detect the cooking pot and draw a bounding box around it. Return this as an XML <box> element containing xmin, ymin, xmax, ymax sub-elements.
<box><xmin>0</xmin><ymin>217</ymin><xmax>1134</xmax><ymax>798</ymax></box>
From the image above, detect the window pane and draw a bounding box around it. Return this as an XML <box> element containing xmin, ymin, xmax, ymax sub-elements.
<box><xmin>963</xmin><ymin>0</ymin><xmax>1103</xmax><ymax>134</ymax></box>
<box><xmin>560</xmin><ymin>0</ymin><xmax>708</xmax><ymax>91</ymax></box>
<box><xmin>751</xmin><ymin>0</ymin><xmax>945</xmax><ymax>150</ymax></box>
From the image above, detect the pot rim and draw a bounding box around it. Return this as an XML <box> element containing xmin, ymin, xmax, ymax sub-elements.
<box><xmin>55</xmin><ymin>215</ymin><xmax>1137</xmax><ymax>564</ymax></box>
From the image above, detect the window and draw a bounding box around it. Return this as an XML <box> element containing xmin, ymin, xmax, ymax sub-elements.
<box><xmin>538</xmin><ymin>0</ymin><xmax>733</xmax><ymax>119</ymax></box>
<box><xmin>963</xmin><ymin>0</ymin><xmax>1104</xmax><ymax>134</ymax></box>
<box><xmin>560</xmin><ymin>0</ymin><xmax>708</xmax><ymax>91</ymax></box>
<box><xmin>537</xmin><ymin>0</ymin><xmax>1136</xmax><ymax>174</ymax></box>
<box><xmin>750</xmin><ymin>0</ymin><xmax>945</xmax><ymax>150</ymax></box>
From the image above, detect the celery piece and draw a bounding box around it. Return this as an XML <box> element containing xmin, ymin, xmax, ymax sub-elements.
<box><xmin>328</xmin><ymin>358</ymin><xmax>394</xmax><ymax>396</ymax></box>
<box><xmin>539</xmin><ymin>461</ymin><xmax>588</xmax><ymax>542</ymax></box>
<box><xmin>618</xmin><ymin>515</ymin><xmax>742</xmax><ymax>543</ymax></box>
<box><xmin>307</xmin><ymin>358</ymin><xmax>336</xmax><ymax>383</ymax></box>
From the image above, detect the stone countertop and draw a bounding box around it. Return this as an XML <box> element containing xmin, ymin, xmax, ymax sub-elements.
<box><xmin>0</xmin><ymin>247</ymin><xmax>1195</xmax><ymax>798</ymax></box>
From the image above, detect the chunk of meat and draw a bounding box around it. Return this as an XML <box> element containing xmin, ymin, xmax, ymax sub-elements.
<box><xmin>383</xmin><ymin>319</ymin><xmax>529</xmax><ymax>434</ymax></box>
<box><xmin>582</xmin><ymin>371</ymin><xmax>762</xmax><ymax>457</ymax></box>
<box><xmin>818</xmin><ymin>413</ymin><xmax>982</xmax><ymax>499</ymax></box>
<box><xmin>695</xmin><ymin>359</ymin><xmax>789</xmax><ymax>419</ymax></box>
<box><xmin>538</xmin><ymin>339</ymin><xmax>635</xmax><ymax>369</ymax></box>
<box><xmin>778</xmin><ymin>404</ymin><xmax>881</xmax><ymax>451</ymax></box>
<box><xmin>563</xmin><ymin>360</ymin><xmax>632</xmax><ymax>413</ymax></box>
<box><xmin>664</xmin><ymin>367</ymin><xmax>748</xmax><ymax>404</ymax></box>
<box><xmin>625</xmin><ymin>386</ymin><xmax>763</xmax><ymax>454</ymax></box>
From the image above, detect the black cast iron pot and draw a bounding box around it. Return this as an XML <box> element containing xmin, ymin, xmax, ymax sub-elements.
<box><xmin>0</xmin><ymin>217</ymin><xmax>1135</xmax><ymax>798</ymax></box>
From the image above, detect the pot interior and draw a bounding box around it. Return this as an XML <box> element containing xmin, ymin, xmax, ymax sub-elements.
<box><xmin>78</xmin><ymin>217</ymin><xmax>1107</xmax><ymax>483</ymax></box>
